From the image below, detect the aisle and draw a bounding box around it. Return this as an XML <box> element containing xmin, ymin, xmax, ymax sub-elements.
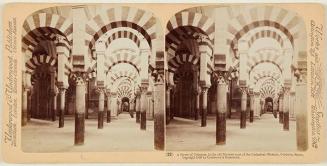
<box><xmin>166</xmin><ymin>113</ymin><xmax>297</xmax><ymax>151</ymax></box>
<box><xmin>22</xmin><ymin>113</ymin><xmax>154</xmax><ymax>152</ymax></box>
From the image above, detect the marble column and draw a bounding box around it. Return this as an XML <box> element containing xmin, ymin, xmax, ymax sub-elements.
<box><xmin>27</xmin><ymin>89</ymin><xmax>32</xmax><ymax>121</ymax></box>
<box><xmin>195</xmin><ymin>89</ymin><xmax>200</xmax><ymax>120</ymax></box>
<box><xmin>260</xmin><ymin>99</ymin><xmax>264</xmax><ymax>116</ymax></box>
<box><xmin>154</xmin><ymin>78</ymin><xmax>165</xmax><ymax>150</ymax></box>
<box><xmin>216</xmin><ymin>72</ymin><xmax>227</xmax><ymax>145</ymax></box>
<box><xmin>283</xmin><ymin>86</ymin><xmax>291</xmax><ymax>131</ymax></box>
<box><xmin>135</xmin><ymin>90</ymin><xmax>141</xmax><ymax>123</ymax></box>
<box><xmin>140</xmin><ymin>86</ymin><xmax>148</xmax><ymax>130</ymax></box>
<box><xmin>106</xmin><ymin>92</ymin><xmax>111</xmax><ymax>123</ymax></box>
<box><xmin>166</xmin><ymin>87</ymin><xmax>171</xmax><ymax>124</ymax></box>
<box><xmin>240</xmin><ymin>87</ymin><xmax>247</xmax><ymax>129</ymax></box>
<box><xmin>249</xmin><ymin>89</ymin><xmax>254</xmax><ymax>123</ymax></box>
<box><xmin>74</xmin><ymin>76</ymin><xmax>86</xmax><ymax>145</ymax></box>
<box><xmin>58</xmin><ymin>87</ymin><xmax>66</xmax><ymax>128</ymax></box>
<box><xmin>290</xmin><ymin>91</ymin><xmax>296</xmax><ymax>119</ymax></box>
<box><xmin>22</xmin><ymin>87</ymin><xmax>30</xmax><ymax>126</ymax></box>
<box><xmin>279</xmin><ymin>92</ymin><xmax>284</xmax><ymax>124</ymax></box>
<box><xmin>254</xmin><ymin>92</ymin><xmax>260</xmax><ymax>118</ymax></box>
<box><xmin>51</xmin><ymin>89</ymin><xmax>58</xmax><ymax>121</ymax></box>
<box><xmin>201</xmin><ymin>86</ymin><xmax>209</xmax><ymax>127</ymax></box>
<box><xmin>295</xmin><ymin>69</ymin><xmax>308</xmax><ymax>151</ymax></box>
<box><xmin>97</xmin><ymin>88</ymin><xmax>105</xmax><ymax>129</ymax></box>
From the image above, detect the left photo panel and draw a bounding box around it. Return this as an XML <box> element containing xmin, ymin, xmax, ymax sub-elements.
<box><xmin>21</xmin><ymin>4</ymin><xmax>165</xmax><ymax>152</ymax></box>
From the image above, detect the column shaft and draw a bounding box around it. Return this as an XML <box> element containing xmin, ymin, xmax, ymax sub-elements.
<box><xmin>240</xmin><ymin>88</ymin><xmax>247</xmax><ymax>129</ymax></box>
<box><xmin>201</xmin><ymin>87</ymin><xmax>208</xmax><ymax>127</ymax></box>
<box><xmin>98</xmin><ymin>90</ymin><xmax>104</xmax><ymax>129</ymax></box>
<box><xmin>154</xmin><ymin>82</ymin><xmax>165</xmax><ymax>150</ymax></box>
<box><xmin>75</xmin><ymin>80</ymin><xmax>85</xmax><ymax>145</ymax></box>
<box><xmin>22</xmin><ymin>88</ymin><xmax>28</xmax><ymax>126</ymax></box>
<box><xmin>140</xmin><ymin>88</ymin><xmax>148</xmax><ymax>130</ymax></box>
<box><xmin>279</xmin><ymin>96</ymin><xmax>284</xmax><ymax>124</ymax></box>
<box><xmin>59</xmin><ymin>88</ymin><xmax>66</xmax><ymax>128</ymax></box>
<box><xmin>283</xmin><ymin>89</ymin><xmax>290</xmax><ymax>131</ymax></box>
<box><xmin>106</xmin><ymin>94</ymin><xmax>111</xmax><ymax>123</ymax></box>
<box><xmin>216</xmin><ymin>78</ymin><xmax>226</xmax><ymax>145</ymax></box>
<box><xmin>166</xmin><ymin>89</ymin><xmax>170</xmax><ymax>124</ymax></box>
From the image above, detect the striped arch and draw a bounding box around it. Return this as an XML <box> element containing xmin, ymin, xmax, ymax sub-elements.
<box><xmin>260</xmin><ymin>84</ymin><xmax>276</xmax><ymax>99</ymax></box>
<box><xmin>25</xmin><ymin>54</ymin><xmax>56</xmax><ymax>74</ymax></box>
<box><xmin>110</xmin><ymin>70</ymin><xmax>139</xmax><ymax>85</ymax></box>
<box><xmin>247</xmin><ymin>48</ymin><xmax>284</xmax><ymax>74</ymax></box>
<box><xmin>166</xmin><ymin>11</ymin><xmax>215</xmax><ymax>41</ymax></box>
<box><xmin>104</xmin><ymin>30</ymin><xmax>141</xmax><ymax>48</ymax></box>
<box><xmin>85</xmin><ymin>6</ymin><xmax>157</xmax><ymax>56</ymax></box>
<box><xmin>168</xmin><ymin>53</ymin><xmax>199</xmax><ymax>73</ymax></box>
<box><xmin>226</xmin><ymin>6</ymin><xmax>302</xmax><ymax>58</ymax></box>
<box><xmin>166</xmin><ymin>26</ymin><xmax>213</xmax><ymax>58</ymax></box>
<box><xmin>247</xmin><ymin>29</ymin><xmax>285</xmax><ymax>49</ymax></box>
<box><xmin>117</xmin><ymin>84</ymin><xmax>133</xmax><ymax>100</ymax></box>
<box><xmin>251</xmin><ymin>70</ymin><xmax>281</xmax><ymax>85</ymax></box>
<box><xmin>22</xmin><ymin>13</ymin><xmax>72</xmax><ymax>53</ymax></box>
<box><xmin>105</xmin><ymin>49</ymin><xmax>141</xmax><ymax>73</ymax></box>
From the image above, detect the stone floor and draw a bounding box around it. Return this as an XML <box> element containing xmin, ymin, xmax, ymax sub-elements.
<box><xmin>22</xmin><ymin>113</ymin><xmax>155</xmax><ymax>152</ymax></box>
<box><xmin>166</xmin><ymin>113</ymin><xmax>297</xmax><ymax>151</ymax></box>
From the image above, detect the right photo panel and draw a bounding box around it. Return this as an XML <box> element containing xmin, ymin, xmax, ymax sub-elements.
<box><xmin>165</xmin><ymin>5</ymin><xmax>308</xmax><ymax>152</ymax></box>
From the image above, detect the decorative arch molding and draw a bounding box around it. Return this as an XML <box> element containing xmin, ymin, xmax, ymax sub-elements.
<box><xmin>226</xmin><ymin>6</ymin><xmax>303</xmax><ymax>58</ymax></box>
<box><xmin>85</xmin><ymin>6</ymin><xmax>158</xmax><ymax>56</ymax></box>
<box><xmin>168</xmin><ymin>53</ymin><xmax>199</xmax><ymax>73</ymax></box>
<box><xmin>25</xmin><ymin>54</ymin><xmax>56</xmax><ymax>74</ymax></box>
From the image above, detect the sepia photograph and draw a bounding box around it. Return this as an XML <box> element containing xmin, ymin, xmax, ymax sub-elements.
<box><xmin>21</xmin><ymin>4</ymin><xmax>165</xmax><ymax>152</ymax></box>
<box><xmin>165</xmin><ymin>5</ymin><xmax>308</xmax><ymax>152</ymax></box>
<box><xmin>1</xmin><ymin>2</ymin><xmax>324</xmax><ymax>163</ymax></box>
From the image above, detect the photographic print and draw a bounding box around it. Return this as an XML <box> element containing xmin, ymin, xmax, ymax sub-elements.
<box><xmin>1</xmin><ymin>2</ymin><xmax>325</xmax><ymax>163</ymax></box>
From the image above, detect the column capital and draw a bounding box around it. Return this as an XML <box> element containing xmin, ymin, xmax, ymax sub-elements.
<box><xmin>283</xmin><ymin>86</ymin><xmax>291</xmax><ymax>94</ymax></box>
<box><xmin>95</xmin><ymin>86</ymin><xmax>106</xmax><ymax>94</ymax></box>
<box><xmin>51</xmin><ymin>86</ymin><xmax>59</xmax><ymax>96</ymax></box>
<box><xmin>239</xmin><ymin>86</ymin><xmax>248</xmax><ymax>95</ymax></box>
<box><xmin>254</xmin><ymin>91</ymin><xmax>260</xmax><ymax>97</ymax></box>
<box><xmin>71</xmin><ymin>72</ymin><xmax>89</xmax><ymax>85</ymax></box>
<box><xmin>215</xmin><ymin>70</ymin><xmax>228</xmax><ymax>85</ymax></box>
<box><xmin>95</xmin><ymin>40</ymin><xmax>106</xmax><ymax>53</ymax></box>
<box><xmin>140</xmin><ymin>85</ymin><xmax>148</xmax><ymax>94</ymax></box>
<box><xmin>152</xmin><ymin>68</ymin><xmax>165</xmax><ymax>84</ymax></box>
<box><xmin>248</xmin><ymin>88</ymin><xmax>254</xmax><ymax>96</ymax></box>
<box><xmin>200</xmin><ymin>86</ymin><xmax>209</xmax><ymax>94</ymax></box>
<box><xmin>294</xmin><ymin>68</ymin><xmax>307</xmax><ymax>84</ymax></box>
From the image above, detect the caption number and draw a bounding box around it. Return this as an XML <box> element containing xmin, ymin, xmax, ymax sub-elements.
<box><xmin>166</xmin><ymin>152</ymin><xmax>174</xmax><ymax>157</ymax></box>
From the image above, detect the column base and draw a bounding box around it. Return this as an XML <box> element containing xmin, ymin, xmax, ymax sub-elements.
<box><xmin>59</xmin><ymin>109</ymin><xmax>64</xmax><ymax>128</ymax></box>
<box><xmin>240</xmin><ymin>111</ymin><xmax>246</xmax><ymax>129</ymax></box>
<box><xmin>201</xmin><ymin>108</ymin><xmax>207</xmax><ymax>127</ymax></box>
<box><xmin>106</xmin><ymin>110</ymin><xmax>111</xmax><ymax>123</ymax></box>
<box><xmin>74</xmin><ymin>113</ymin><xmax>85</xmax><ymax>145</ymax></box>
<box><xmin>249</xmin><ymin>110</ymin><xmax>254</xmax><ymax>123</ymax></box>
<box><xmin>283</xmin><ymin>112</ymin><xmax>289</xmax><ymax>131</ymax></box>
<box><xmin>216</xmin><ymin>112</ymin><xmax>226</xmax><ymax>145</ymax></box>
<box><xmin>98</xmin><ymin>111</ymin><xmax>104</xmax><ymax>129</ymax></box>
<box><xmin>136</xmin><ymin>111</ymin><xmax>140</xmax><ymax>123</ymax></box>
<box><xmin>279</xmin><ymin>111</ymin><xmax>284</xmax><ymax>124</ymax></box>
<box><xmin>140</xmin><ymin>112</ymin><xmax>146</xmax><ymax>130</ymax></box>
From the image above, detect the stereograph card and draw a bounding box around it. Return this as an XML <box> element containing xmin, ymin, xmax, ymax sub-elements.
<box><xmin>1</xmin><ymin>2</ymin><xmax>326</xmax><ymax>163</ymax></box>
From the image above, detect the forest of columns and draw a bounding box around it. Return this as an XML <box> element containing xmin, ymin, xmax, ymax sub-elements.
<box><xmin>21</xmin><ymin>5</ymin><xmax>308</xmax><ymax>151</ymax></box>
